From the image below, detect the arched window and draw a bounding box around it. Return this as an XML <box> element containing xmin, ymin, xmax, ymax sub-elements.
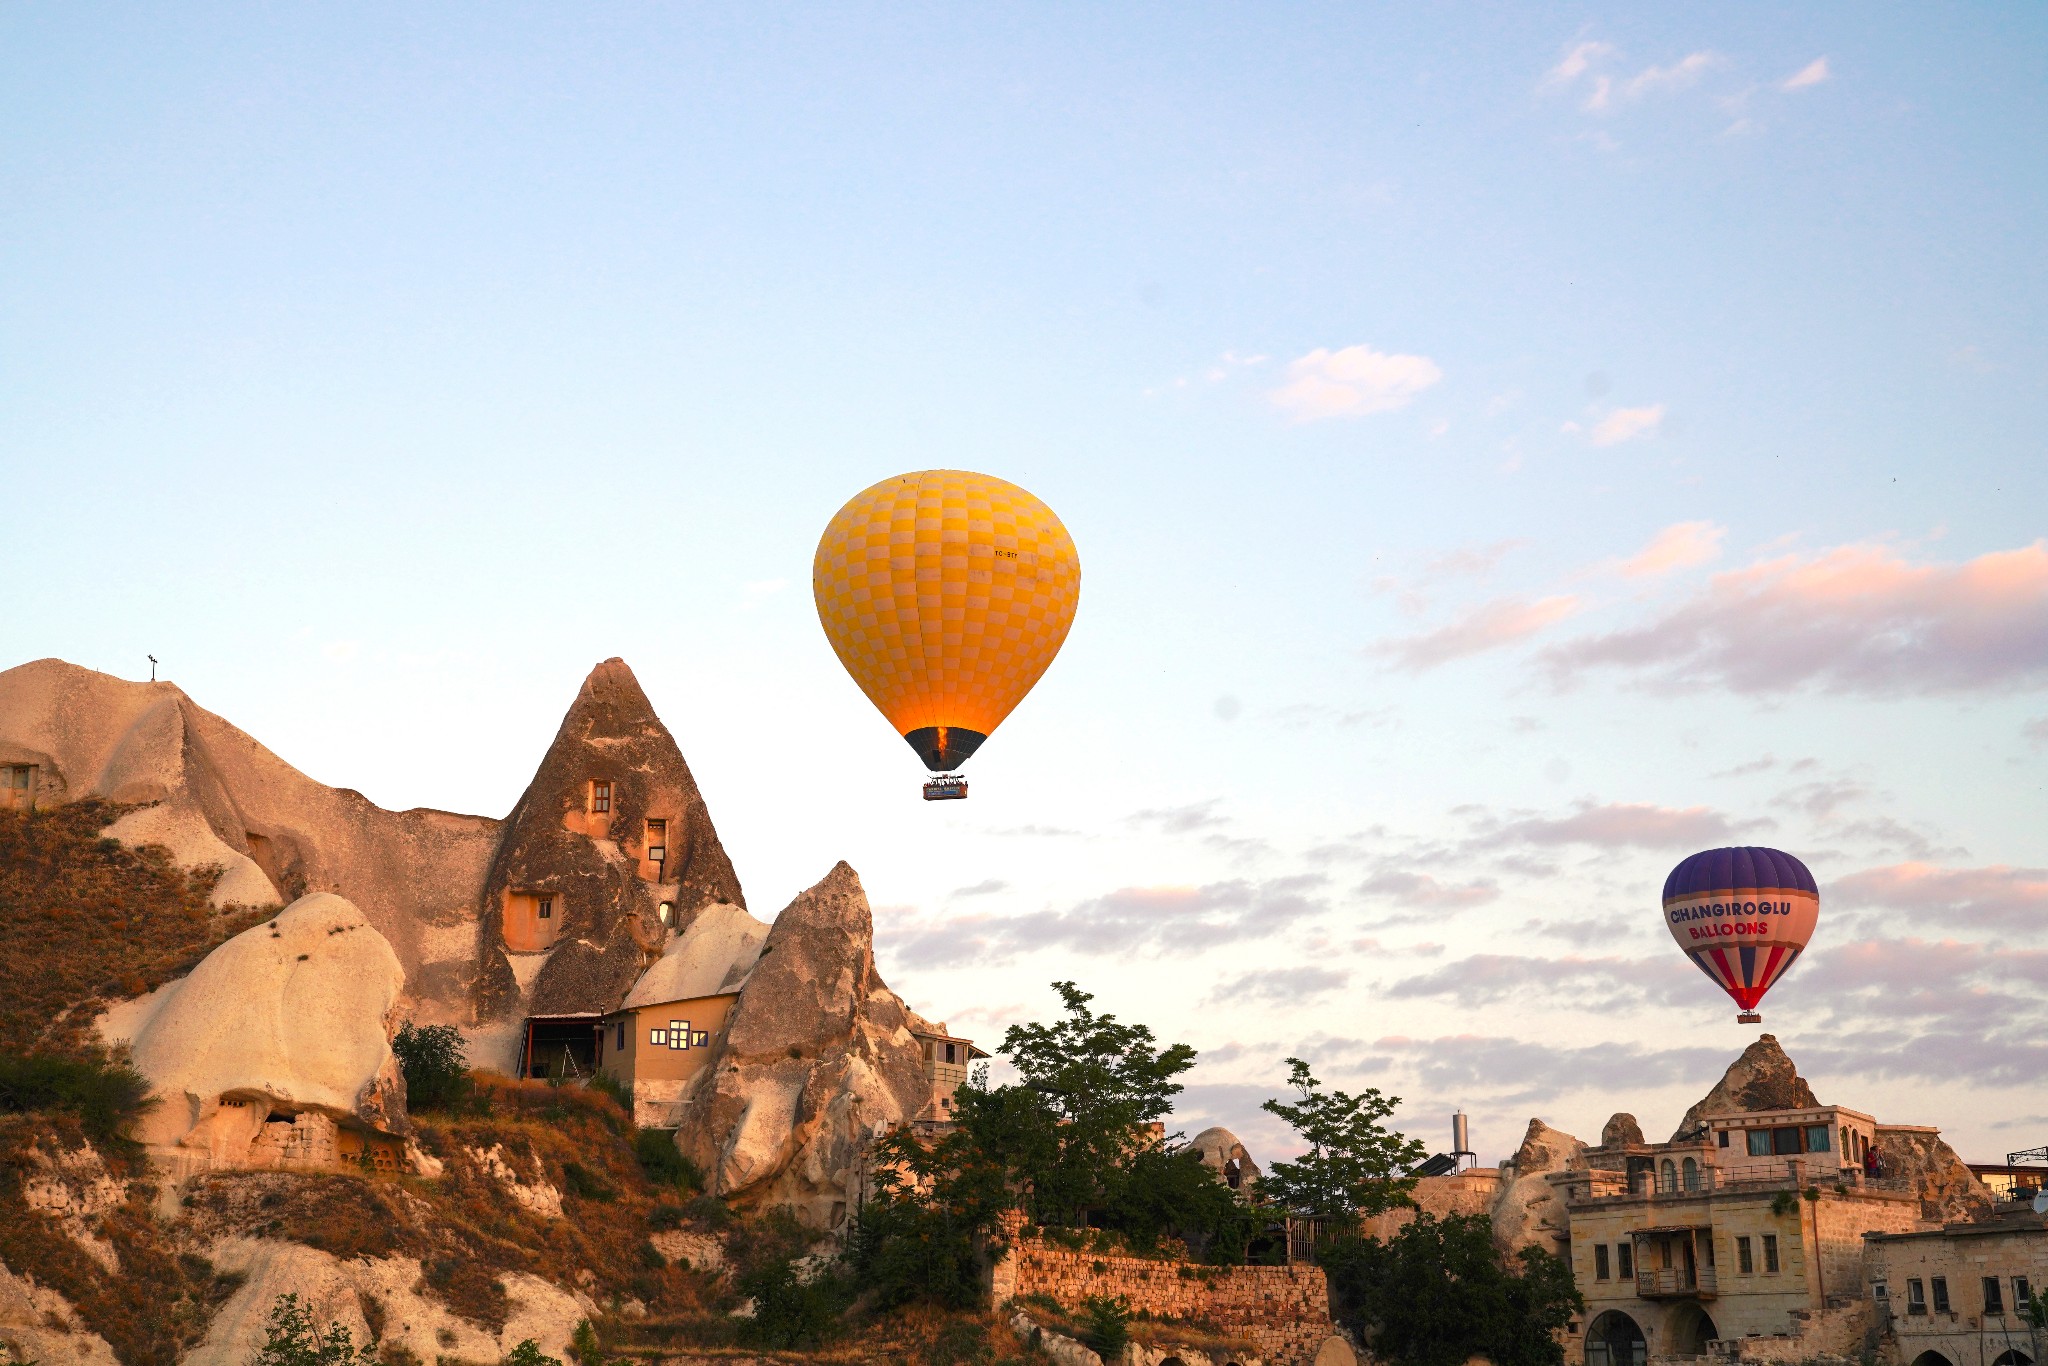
<box><xmin>1989</xmin><ymin>1352</ymin><xmax>2032</xmax><ymax>1366</ymax></box>
<box><xmin>1586</xmin><ymin>1311</ymin><xmax>1647</xmax><ymax>1366</ymax></box>
<box><xmin>1682</xmin><ymin>1156</ymin><xmax>1700</xmax><ymax>1191</ymax></box>
<box><xmin>1660</xmin><ymin>1158</ymin><xmax>1677</xmax><ymax>1193</ymax></box>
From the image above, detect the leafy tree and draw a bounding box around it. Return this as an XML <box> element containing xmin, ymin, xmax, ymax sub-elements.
<box><xmin>1099</xmin><ymin>1142</ymin><xmax>1259</xmax><ymax>1263</ymax></box>
<box><xmin>252</xmin><ymin>1293</ymin><xmax>370</xmax><ymax>1366</ymax></box>
<box><xmin>1081</xmin><ymin>1295</ymin><xmax>1132</xmax><ymax>1358</ymax></box>
<box><xmin>500</xmin><ymin>1342</ymin><xmax>563</xmax><ymax>1366</ymax></box>
<box><xmin>1259</xmin><ymin>1057</ymin><xmax>1427</xmax><ymax>1218</ymax></box>
<box><xmin>734</xmin><ymin>1257</ymin><xmax>846</xmax><ymax>1349</ymax></box>
<box><xmin>0</xmin><ymin>1051</ymin><xmax>155</xmax><ymax>1142</ymax></box>
<box><xmin>997</xmin><ymin>981</ymin><xmax>1198</xmax><ymax>1227</ymax></box>
<box><xmin>1319</xmin><ymin>1213</ymin><xmax>1583</xmax><ymax>1366</ymax></box>
<box><xmin>391</xmin><ymin>1022</ymin><xmax>469</xmax><ymax>1113</ymax></box>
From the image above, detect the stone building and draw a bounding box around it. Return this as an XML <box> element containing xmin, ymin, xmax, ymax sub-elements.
<box><xmin>1864</xmin><ymin>1208</ymin><xmax>2047</xmax><ymax>1366</ymax></box>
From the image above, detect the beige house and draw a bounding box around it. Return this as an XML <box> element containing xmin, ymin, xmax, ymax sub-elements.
<box><xmin>1865</xmin><ymin>1209</ymin><xmax>2047</xmax><ymax>1366</ymax></box>
<box><xmin>912</xmin><ymin>1026</ymin><xmax>989</xmax><ymax>1123</ymax></box>
<box><xmin>598</xmin><ymin>901</ymin><xmax>768</xmax><ymax>1128</ymax></box>
<box><xmin>1562</xmin><ymin>1104</ymin><xmax>1926</xmax><ymax>1364</ymax></box>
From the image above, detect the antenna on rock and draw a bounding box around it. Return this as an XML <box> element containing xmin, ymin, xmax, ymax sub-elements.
<box><xmin>148</xmin><ymin>655</ymin><xmax>158</xmax><ymax>682</ymax></box>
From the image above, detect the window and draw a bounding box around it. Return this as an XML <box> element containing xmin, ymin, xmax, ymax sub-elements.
<box><xmin>657</xmin><ymin>901</ymin><xmax>673</xmax><ymax>923</ymax></box>
<box><xmin>590</xmin><ymin>780</ymin><xmax>612</xmax><ymax>813</ymax></box>
<box><xmin>1718</xmin><ymin>1129</ymin><xmax>1730</xmax><ymax>1148</ymax></box>
<box><xmin>1682</xmin><ymin>1157</ymin><xmax>1700</xmax><ymax>1191</ymax></box>
<box><xmin>1872</xmin><ymin>1280</ymin><xmax>1889</xmax><ymax>1303</ymax></box>
<box><xmin>649</xmin><ymin>1027</ymin><xmax>667</xmax><ymax>1046</ymax></box>
<box><xmin>691</xmin><ymin>1030</ymin><xmax>708</xmax><ymax>1047</ymax></box>
<box><xmin>1595</xmin><ymin>1245</ymin><xmax>1611</xmax><ymax>1280</ymax></box>
<box><xmin>2016</xmin><ymin>1277</ymin><xmax>2032</xmax><ymax>1307</ymax></box>
<box><xmin>668</xmin><ymin>1019</ymin><xmax>690</xmax><ymax>1050</ymax></box>
<box><xmin>1748</xmin><ymin>1129</ymin><xmax>1773</xmax><ymax>1156</ymax></box>
<box><xmin>1984</xmin><ymin>1276</ymin><xmax>2004</xmax><ymax>1315</ymax></box>
<box><xmin>1737</xmin><ymin>1237</ymin><xmax>1753</xmax><ymax>1273</ymax></box>
<box><xmin>1616</xmin><ymin>1242</ymin><xmax>1634</xmax><ymax>1278</ymax></box>
<box><xmin>1841</xmin><ymin>1125</ymin><xmax>1851</xmax><ymax>1155</ymax></box>
<box><xmin>1763</xmin><ymin>1235</ymin><xmax>1780</xmax><ymax>1273</ymax></box>
<box><xmin>645</xmin><ymin>818</ymin><xmax>666</xmax><ymax>864</ymax></box>
<box><xmin>1907</xmin><ymin>1278</ymin><xmax>1927</xmax><ymax>1315</ymax></box>
<box><xmin>1660</xmin><ymin>1158</ymin><xmax>1677</xmax><ymax>1192</ymax></box>
<box><xmin>615</xmin><ymin>1022</ymin><xmax>626</xmax><ymax>1049</ymax></box>
<box><xmin>537</xmin><ymin>896</ymin><xmax>553</xmax><ymax>919</ymax></box>
<box><xmin>0</xmin><ymin>764</ymin><xmax>35</xmax><ymax>811</ymax></box>
<box><xmin>1772</xmin><ymin>1127</ymin><xmax>1801</xmax><ymax>1156</ymax></box>
<box><xmin>1932</xmin><ymin>1277</ymin><xmax>1950</xmax><ymax>1314</ymax></box>
<box><xmin>945</xmin><ymin>1042</ymin><xmax>957</xmax><ymax>1064</ymax></box>
<box><xmin>1805</xmin><ymin>1125</ymin><xmax>1831</xmax><ymax>1151</ymax></box>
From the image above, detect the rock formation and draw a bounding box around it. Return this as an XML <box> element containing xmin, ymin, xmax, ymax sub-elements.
<box><xmin>621</xmin><ymin>901</ymin><xmax>768</xmax><ymax>1009</ymax></box>
<box><xmin>475</xmin><ymin>658</ymin><xmax>745</xmax><ymax>1024</ymax></box>
<box><xmin>0</xmin><ymin>659</ymin><xmax>501</xmax><ymax>1020</ymax></box>
<box><xmin>1875</xmin><ymin>1126</ymin><xmax>1995</xmax><ymax>1222</ymax></box>
<box><xmin>1188</xmin><ymin>1126</ymin><xmax>1262</xmax><ymax>1194</ymax></box>
<box><xmin>1600</xmin><ymin>1112</ymin><xmax>1645</xmax><ymax>1147</ymax></box>
<box><xmin>104</xmin><ymin>892</ymin><xmax>407</xmax><ymax>1171</ymax></box>
<box><xmin>1490</xmin><ymin>1119</ymin><xmax>1587</xmax><ymax>1254</ymax></box>
<box><xmin>1669</xmin><ymin>1034</ymin><xmax>1819</xmax><ymax>1140</ymax></box>
<box><xmin>673</xmin><ymin>862</ymin><xmax>932</xmax><ymax>1230</ymax></box>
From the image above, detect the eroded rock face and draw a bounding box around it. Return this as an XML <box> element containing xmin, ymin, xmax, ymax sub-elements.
<box><xmin>1600</xmin><ymin>1113</ymin><xmax>1645</xmax><ymax>1148</ymax></box>
<box><xmin>674</xmin><ymin>862</ymin><xmax>930</xmax><ymax>1230</ymax></box>
<box><xmin>475</xmin><ymin>658</ymin><xmax>744</xmax><ymax>1023</ymax></box>
<box><xmin>1670</xmin><ymin>1034</ymin><xmax>1819</xmax><ymax>1140</ymax></box>
<box><xmin>1490</xmin><ymin>1119</ymin><xmax>1586</xmax><ymax>1254</ymax></box>
<box><xmin>1876</xmin><ymin>1127</ymin><xmax>1995</xmax><ymax>1222</ymax></box>
<box><xmin>0</xmin><ymin>659</ymin><xmax>501</xmax><ymax>1021</ymax></box>
<box><xmin>1188</xmin><ymin>1127</ymin><xmax>1262</xmax><ymax>1194</ymax></box>
<box><xmin>112</xmin><ymin>892</ymin><xmax>407</xmax><ymax>1169</ymax></box>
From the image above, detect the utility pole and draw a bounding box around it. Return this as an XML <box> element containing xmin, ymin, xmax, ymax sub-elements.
<box><xmin>147</xmin><ymin>655</ymin><xmax>158</xmax><ymax>682</ymax></box>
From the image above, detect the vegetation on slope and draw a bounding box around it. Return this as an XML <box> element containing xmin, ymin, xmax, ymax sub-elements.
<box><xmin>0</xmin><ymin>800</ymin><xmax>272</xmax><ymax>1055</ymax></box>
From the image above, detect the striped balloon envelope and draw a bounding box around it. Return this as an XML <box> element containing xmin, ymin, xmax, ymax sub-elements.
<box><xmin>1663</xmin><ymin>846</ymin><xmax>1819</xmax><ymax>1024</ymax></box>
<box><xmin>813</xmin><ymin>470</ymin><xmax>1080</xmax><ymax>794</ymax></box>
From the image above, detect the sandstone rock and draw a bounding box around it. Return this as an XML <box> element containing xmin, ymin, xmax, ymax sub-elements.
<box><xmin>190</xmin><ymin>1237</ymin><xmax>594</xmax><ymax>1366</ymax></box>
<box><xmin>675</xmin><ymin>862</ymin><xmax>931</xmax><ymax>1229</ymax></box>
<box><xmin>1875</xmin><ymin>1126</ymin><xmax>1995</xmax><ymax>1222</ymax></box>
<box><xmin>1188</xmin><ymin>1126</ymin><xmax>1262</xmax><ymax>1194</ymax></box>
<box><xmin>1670</xmin><ymin>1034</ymin><xmax>1819</xmax><ymax>1140</ymax></box>
<box><xmin>623</xmin><ymin>902</ymin><xmax>768</xmax><ymax>1009</ymax></box>
<box><xmin>0</xmin><ymin>659</ymin><xmax>501</xmax><ymax>1017</ymax></box>
<box><xmin>1600</xmin><ymin>1113</ymin><xmax>1644</xmax><ymax>1147</ymax></box>
<box><xmin>649</xmin><ymin>1230</ymin><xmax>727</xmax><ymax>1276</ymax></box>
<box><xmin>115</xmin><ymin>892</ymin><xmax>406</xmax><ymax>1167</ymax></box>
<box><xmin>476</xmin><ymin>658</ymin><xmax>745</xmax><ymax>1024</ymax></box>
<box><xmin>0</xmin><ymin>1262</ymin><xmax>121</xmax><ymax>1366</ymax></box>
<box><xmin>1489</xmin><ymin>1119</ymin><xmax>1586</xmax><ymax>1254</ymax></box>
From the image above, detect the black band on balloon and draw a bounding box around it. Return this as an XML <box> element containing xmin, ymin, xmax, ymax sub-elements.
<box><xmin>904</xmin><ymin>726</ymin><xmax>987</xmax><ymax>772</ymax></box>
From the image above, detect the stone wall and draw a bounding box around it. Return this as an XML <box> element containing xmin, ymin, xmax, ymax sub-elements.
<box><xmin>990</xmin><ymin>1222</ymin><xmax>1333</xmax><ymax>1366</ymax></box>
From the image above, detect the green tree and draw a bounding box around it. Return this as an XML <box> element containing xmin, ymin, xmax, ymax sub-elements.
<box><xmin>391</xmin><ymin>1022</ymin><xmax>469</xmax><ymax>1113</ymax></box>
<box><xmin>1319</xmin><ymin>1213</ymin><xmax>1583</xmax><ymax>1366</ymax></box>
<box><xmin>1259</xmin><ymin>1057</ymin><xmax>1427</xmax><ymax>1218</ymax></box>
<box><xmin>251</xmin><ymin>1293</ymin><xmax>370</xmax><ymax>1366</ymax></box>
<box><xmin>997</xmin><ymin>981</ymin><xmax>1197</xmax><ymax>1227</ymax></box>
<box><xmin>500</xmin><ymin>1342</ymin><xmax>563</xmax><ymax>1366</ymax></box>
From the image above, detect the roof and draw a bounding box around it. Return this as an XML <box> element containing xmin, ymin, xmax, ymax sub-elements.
<box><xmin>621</xmin><ymin>901</ymin><xmax>769</xmax><ymax>1010</ymax></box>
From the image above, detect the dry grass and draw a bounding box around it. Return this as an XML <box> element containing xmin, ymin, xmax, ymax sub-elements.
<box><xmin>0</xmin><ymin>800</ymin><xmax>274</xmax><ymax>1055</ymax></box>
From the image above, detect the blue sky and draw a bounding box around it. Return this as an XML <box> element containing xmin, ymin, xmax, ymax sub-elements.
<box><xmin>4</xmin><ymin>5</ymin><xmax>2046</xmax><ymax>1163</ymax></box>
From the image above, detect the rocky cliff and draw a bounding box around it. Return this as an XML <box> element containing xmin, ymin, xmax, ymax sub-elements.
<box><xmin>0</xmin><ymin>659</ymin><xmax>500</xmax><ymax>1022</ymax></box>
<box><xmin>1668</xmin><ymin>1034</ymin><xmax>1819</xmax><ymax>1140</ymax></box>
<box><xmin>475</xmin><ymin>658</ymin><xmax>745</xmax><ymax>1024</ymax></box>
<box><xmin>674</xmin><ymin>861</ymin><xmax>932</xmax><ymax>1231</ymax></box>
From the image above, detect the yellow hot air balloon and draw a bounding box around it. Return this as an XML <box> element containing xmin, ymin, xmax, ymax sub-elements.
<box><xmin>813</xmin><ymin>470</ymin><xmax>1080</xmax><ymax>798</ymax></box>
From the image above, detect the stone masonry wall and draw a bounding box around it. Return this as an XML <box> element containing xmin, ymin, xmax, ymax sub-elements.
<box><xmin>990</xmin><ymin>1222</ymin><xmax>1333</xmax><ymax>1366</ymax></box>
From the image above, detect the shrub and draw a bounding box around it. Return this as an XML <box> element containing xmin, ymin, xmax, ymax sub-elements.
<box><xmin>0</xmin><ymin>1051</ymin><xmax>155</xmax><ymax>1142</ymax></box>
<box><xmin>1081</xmin><ymin>1295</ymin><xmax>1131</xmax><ymax>1359</ymax></box>
<box><xmin>631</xmin><ymin>1130</ymin><xmax>702</xmax><ymax>1194</ymax></box>
<box><xmin>500</xmin><ymin>1342</ymin><xmax>562</xmax><ymax>1366</ymax></box>
<box><xmin>734</xmin><ymin>1257</ymin><xmax>846</xmax><ymax>1350</ymax></box>
<box><xmin>252</xmin><ymin>1293</ymin><xmax>371</xmax><ymax>1366</ymax></box>
<box><xmin>560</xmin><ymin>1162</ymin><xmax>615</xmax><ymax>1202</ymax></box>
<box><xmin>391</xmin><ymin>1023</ymin><xmax>468</xmax><ymax>1113</ymax></box>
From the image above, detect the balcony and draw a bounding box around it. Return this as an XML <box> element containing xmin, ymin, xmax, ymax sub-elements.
<box><xmin>1637</xmin><ymin>1265</ymin><xmax>1717</xmax><ymax>1299</ymax></box>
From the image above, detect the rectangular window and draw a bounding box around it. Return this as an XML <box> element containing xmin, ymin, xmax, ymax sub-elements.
<box><xmin>1772</xmin><ymin>1127</ymin><xmax>1801</xmax><ymax>1156</ymax></box>
<box><xmin>669</xmin><ymin>1020</ymin><xmax>689</xmax><ymax>1049</ymax></box>
<box><xmin>1805</xmin><ymin>1124</ymin><xmax>1831</xmax><ymax>1151</ymax></box>
<box><xmin>614</xmin><ymin>1022</ymin><xmax>626</xmax><ymax>1050</ymax></box>
<box><xmin>2016</xmin><ymin>1277</ymin><xmax>2032</xmax><ymax>1308</ymax></box>
<box><xmin>1617</xmin><ymin>1242</ymin><xmax>1633</xmax><ymax>1278</ymax></box>
<box><xmin>1984</xmin><ymin>1277</ymin><xmax>2004</xmax><ymax>1315</ymax></box>
<box><xmin>691</xmin><ymin>1030</ymin><xmax>709</xmax><ymax>1047</ymax></box>
<box><xmin>1737</xmin><ymin>1237</ymin><xmax>1753</xmax><ymax>1273</ymax></box>
<box><xmin>1763</xmin><ymin>1235</ymin><xmax>1780</xmax><ymax>1273</ymax></box>
<box><xmin>1932</xmin><ymin>1277</ymin><xmax>1950</xmax><ymax>1314</ymax></box>
<box><xmin>649</xmin><ymin>1027</ymin><xmax>666</xmax><ymax>1046</ymax></box>
<box><xmin>1718</xmin><ymin>1129</ymin><xmax>1730</xmax><ymax>1147</ymax></box>
<box><xmin>591</xmin><ymin>780</ymin><xmax>612</xmax><ymax>813</ymax></box>
<box><xmin>1872</xmin><ymin>1280</ymin><xmax>1888</xmax><ymax>1303</ymax></box>
<box><xmin>1748</xmin><ymin>1129</ymin><xmax>1773</xmax><ymax>1156</ymax></box>
<box><xmin>945</xmin><ymin>1042</ymin><xmax>957</xmax><ymax>1064</ymax></box>
<box><xmin>1595</xmin><ymin>1245</ymin><xmax>1610</xmax><ymax>1280</ymax></box>
<box><xmin>645</xmin><ymin>818</ymin><xmax>666</xmax><ymax>864</ymax></box>
<box><xmin>1907</xmin><ymin>1278</ymin><xmax>1926</xmax><ymax>1314</ymax></box>
<box><xmin>538</xmin><ymin>896</ymin><xmax>553</xmax><ymax>919</ymax></box>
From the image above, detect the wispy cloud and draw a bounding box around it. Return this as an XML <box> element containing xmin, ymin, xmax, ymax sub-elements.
<box><xmin>1541</xmin><ymin>540</ymin><xmax>2048</xmax><ymax>696</ymax></box>
<box><xmin>1572</xmin><ymin>403</ymin><xmax>1667</xmax><ymax>446</ymax></box>
<box><xmin>1270</xmin><ymin>345</ymin><xmax>1443</xmax><ymax>421</ymax></box>
<box><xmin>1618</xmin><ymin>521</ymin><xmax>1724</xmax><ymax>577</ymax></box>
<box><xmin>1129</xmin><ymin>800</ymin><xmax>1230</xmax><ymax>834</ymax></box>
<box><xmin>1372</xmin><ymin>596</ymin><xmax>1579</xmax><ymax>671</ymax></box>
<box><xmin>1472</xmin><ymin>800</ymin><xmax>1769</xmax><ymax>851</ymax></box>
<box><xmin>1830</xmin><ymin>862</ymin><xmax>2048</xmax><ymax>931</ymax></box>
<box><xmin>1543</xmin><ymin>40</ymin><xmax>1616</xmax><ymax>90</ymax></box>
<box><xmin>1359</xmin><ymin>869</ymin><xmax>1501</xmax><ymax>909</ymax></box>
<box><xmin>1209</xmin><ymin>966</ymin><xmax>1350</xmax><ymax>1004</ymax></box>
<box><xmin>1781</xmin><ymin>57</ymin><xmax>1830</xmax><ymax>91</ymax></box>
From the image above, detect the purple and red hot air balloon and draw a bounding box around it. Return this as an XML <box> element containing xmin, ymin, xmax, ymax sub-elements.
<box><xmin>1664</xmin><ymin>846</ymin><xmax>1818</xmax><ymax>1025</ymax></box>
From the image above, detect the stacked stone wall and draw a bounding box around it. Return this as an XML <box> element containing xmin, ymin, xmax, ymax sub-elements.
<box><xmin>992</xmin><ymin>1226</ymin><xmax>1333</xmax><ymax>1366</ymax></box>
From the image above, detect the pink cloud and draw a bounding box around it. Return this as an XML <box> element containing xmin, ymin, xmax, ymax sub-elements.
<box><xmin>1358</xmin><ymin>869</ymin><xmax>1500</xmax><ymax>908</ymax></box>
<box><xmin>1542</xmin><ymin>540</ymin><xmax>2048</xmax><ymax>695</ymax></box>
<box><xmin>1618</xmin><ymin>521</ymin><xmax>1725</xmax><ymax>577</ymax></box>
<box><xmin>1373</xmin><ymin>595</ymin><xmax>1579</xmax><ymax>671</ymax></box>
<box><xmin>1829</xmin><ymin>862</ymin><xmax>2048</xmax><ymax>929</ymax></box>
<box><xmin>1479</xmin><ymin>799</ymin><xmax>1770</xmax><ymax>850</ymax></box>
